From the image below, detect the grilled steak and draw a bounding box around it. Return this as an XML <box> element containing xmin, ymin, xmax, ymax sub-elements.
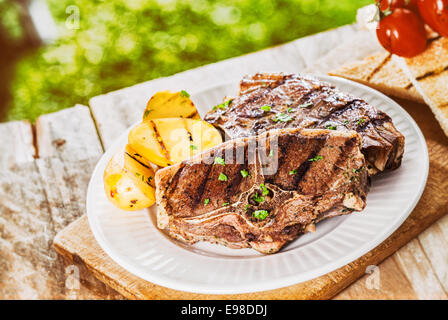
<box><xmin>155</xmin><ymin>128</ymin><xmax>369</xmax><ymax>254</ymax></box>
<box><xmin>204</xmin><ymin>73</ymin><xmax>405</xmax><ymax>175</ymax></box>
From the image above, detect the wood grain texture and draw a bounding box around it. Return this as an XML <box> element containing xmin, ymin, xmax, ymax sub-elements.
<box><xmin>0</xmin><ymin>120</ymin><xmax>35</xmax><ymax>169</ymax></box>
<box><xmin>0</xmin><ymin>106</ymin><xmax>121</xmax><ymax>299</ymax></box>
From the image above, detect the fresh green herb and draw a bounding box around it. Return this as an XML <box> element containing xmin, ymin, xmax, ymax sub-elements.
<box><xmin>244</xmin><ymin>204</ymin><xmax>250</xmax><ymax>211</ymax></box>
<box><xmin>269</xmin><ymin>149</ymin><xmax>274</xmax><ymax>157</ymax></box>
<box><xmin>143</xmin><ymin>109</ymin><xmax>152</xmax><ymax>118</ymax></box>
<box><xmin>252</xmin><ymin>192</ymin><xmax>264</xmax><ymax>203</ymax></box>
<box><xmin>344</xmin><ymin>120</ymin><xmax>349</xmax><ymax>125</ymax></box>
<box><xmin>180</xmin><ymin>90</ymin><xmax>190</xmax><ymax>98</ymax></box>
<box><xmin>135</xmin><ymin>172</ymin><xmax>141</xmax><ymax>177</ymax></box>
<box><xmin>260</xmin><ymin>183</ymin><xmax>269</xmax><ymax>196</ymax></box>
<box><xmin>356</xmin><ymin>118</ymin><xmax>365</xmax><ymax>126</ymax></box>
<box><xmin>261</xmin><ymin>105</ymin><xmax>271</xmax><ymax>112</ymax></box>
<box><xmin>204</xmin><ymin>198</ymin><xmax>210</xmax><ymax>205</ymax></box>
<box><xmin>289</xmin><ymin>169</ymin><xmax>297</xmax><ymax>175</ymax></box>
<box><xmin>240</xmin><ymin>169</ymin><xmax>249</xmax><ymax>178</ymax></box>
<box><xmin>325</xmin><ymin>123</ymin><xmax>337</xmax><ymax>130</ymax></box>
<box><xmin>222</xmin><ymin>202</ymin><xmax>230</xmax><ymax>206</ymax></box>
<box><xmin>212</xmin><ymin>99</ymin><xmax>233</xmax><ymax>111</ymax></box>
<box><xmin>190</xmin><ymin>144</ymin><xmax>198</xmax><ymax>150</ymax></box>
<box><xmin>287</xmin><ymin>107</ymin><xmax>295</xmax><ymax>113</ymax></box>
<box><xmin>299</xmin><ymin>102</ymin><xmax>313</xmax><ymax>108</ymax></box>
<box><xmin>218</xmin><ymin>173</ymin><xmax>228</xmax><ymax>181</ymax></box>
<box><xmin>253</xmin><ymin>210</ymin><xmax>269</xmax><ymax>220</ymax></box>
<box><xmin>308</xmin><ymin>155</ymin><xmax>323</xmax><ymax>162</ymax></box>
<box><xmin>352</xmin><ymin>168</ymin><xmax>362</xmax><ymax>174</ymax></box>
<box><xmin>273</xmin><ymin>113</ymin><xmax>293</xmax><ymax>123</ymax></box>
<box><xmin>214</xmin><ymin>157</ymin><xmax>226</xmax><ymax>166</ymax></box>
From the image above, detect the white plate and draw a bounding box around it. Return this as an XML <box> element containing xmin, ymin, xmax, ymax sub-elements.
<box><xmin>87</xmin><ymin>75</ymin><xmax>429</xmax><ymax>294</ymax></box>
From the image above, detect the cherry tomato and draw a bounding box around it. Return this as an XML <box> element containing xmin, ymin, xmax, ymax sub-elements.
<box><xmin>418</xmin><ymin>0</ymin><xmax>448</xmax><ymax>37</ymax></box>
<box><xmin>376</xmin><ymin>8</ymin><xmax>427</xmax><ymax>57</ymax></box>
<box><xmin>376</xmin><ymin>0</ymin><xmax>420</xmax><ymax>14</ymax></box>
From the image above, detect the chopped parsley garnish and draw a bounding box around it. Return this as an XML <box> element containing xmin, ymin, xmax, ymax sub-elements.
<box><xmin>269</xmin><ymin>149</ymin><xmax>274</xmax><ymax>157</ymax></box>
<box><xmin>273</xmin><ymin>113</ymin><xmax>293</xmax><ymax>123</ymax></box>
<box><xmin>244</xmin><ymin>204</ymin><xmax>250</xmax><ymax>211</ymax></box>
<box><xmin>308</xmin><ymin>155</ymin><xmax>323</xmax><ymax>162</ymax></box>
<box><xmin>214</xmin><ymin>157</ymin><xmax>226</xmax><ymax>166</ymax></box>
<box><xmin>240</xmin><ymin>169</ymin><xmax>249</xmax><ymax>178</ymax></box>
<box><xmin>344</xmin><ymin>120</ymin><xmax>350</xmax><ymax>125</ymax></box>
<box><xmin>299</xmin><ymin>102</ymin><xmax>313</xmax><ymax>108</ymax></box>
<box><xmin>204</xmin><ymin>198</ymin><xmax>210</xmax><ymax>205</ymax></box>
<box><xmin>143</xmin><ymin>109</ymin><xmax>152</xmax><ymax>118</ymax></box>
<box><xmin>261</xmin><ymin>105</ymin><xmax>271</xmax><ymax>112</ymax></box>
<box><xmin>289</xmin><ymin>169</ymin><xmax>297</xmax><ymax>175</ymax></box>
<box><xmin>218</xmin><ymin>173</ymin><xmax>228</xmax><ymax>181</ymax></box>
<box><xmin>356</xmin><ymin>118</ymin><xmax>365</xmax><ymax>126</ymax></box>
<box><xmin>252</xmin><ymin>192</ymin><xmax>264</xmax><ymax>203</ymax></box>
<box><xmin>180</xmin><ymin>90</ymin><xmax>190</xmax><ymax>98</ymax></box>
<box><xmin>222</xmin><ymin>202</ymin><xmax>230</xmax><ymax>207</ymax></box>
<box><xmin>260</xmin><ymin>183</ymin><xmax>269</xmax><ymax>196</ymax></box>
<box><xmin>287</xmin><ymin>107</ymin><xmax>295</xmax><ymax>113</ymax></box>
<box><xmin>253</xmin><ymin>210</ymin><xmax>269</xmax><ymax>220</ymax></box>
<box><xmin>325</xmin><ymin>123</ymin><xmax>337</xmax><ymax>130</ymax></box>
<box><xmin>190</xmin><ymin>144</ymin><xmax>198</xmax><ymax>150</ymax></box>
<box><xmin>212</xmin><ymin>99</ymin><xmax>233</xmax><ymax>111</ymax></box>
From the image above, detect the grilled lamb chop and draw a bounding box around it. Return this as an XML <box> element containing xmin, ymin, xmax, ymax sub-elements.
<box><xmin>204</xmin><ymin>73</ymin><xmax>405</xmax><ymax>175</ymax></box>
<box><xmin>155</xmin><ymin>128</ymin><xmax>369</xmax><ymax>254</ymax></box>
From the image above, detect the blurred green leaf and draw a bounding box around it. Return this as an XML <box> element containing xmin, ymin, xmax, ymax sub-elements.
<box><xmin>7</xmin><ymin>0</ymin><xmax>371</xmax><ymax>122</ymax></box>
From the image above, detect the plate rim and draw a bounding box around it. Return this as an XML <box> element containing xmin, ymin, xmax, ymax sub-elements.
<box><xmin>87</xmin><ymin>75</ymin><xmax>429</xmax><ymax>294</ymax></box>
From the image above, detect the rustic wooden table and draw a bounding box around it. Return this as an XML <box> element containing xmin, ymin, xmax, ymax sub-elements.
<box><xmin>1</xmin><ymin>24</ymin><xmax>447</xmax><ymax>300</ymax></box>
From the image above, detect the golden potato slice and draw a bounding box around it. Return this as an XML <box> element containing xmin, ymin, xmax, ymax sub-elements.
<box><xmin>104</xmin><ymin>151</ymin><xmax>156</xmax><ymax>211</ymax></box>
<box><xmin>143</xmin><ymin>90</ymin><xmax>199</xmax><ymax>120</ymax></box>
<box><xmin>185</xmin><ymin>120</ymin><xmax>224</xmax><ymax>153</ymax></box>
<box><xmin>128</xmin><ymin>118</ymin><xmax>222</xmax><ymax>167</ymax></box>
<box><xmin>124</xmin><ymin>145</ymin><xmax>156</xmax><ymax>188</ymax></box>
<box><xmin>128</xmin><ymin>121</ymin><xmax>171</xmax><ymax>167</ymax></box>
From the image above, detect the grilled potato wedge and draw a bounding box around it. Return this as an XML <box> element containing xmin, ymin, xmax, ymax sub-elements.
<box><xmin>104</xmin><ymin>149</ymin><xmax>156</xmax><ymax>211</ymax></box>
<box><xmin>128</xmin><ymin>118</ymin><xmax>222</xmax><ymax>167</ymax></box>
<box><xmin>142</xmin><ymin>90</ymin><xmax>200</xmax><ymax>120</ymax></box>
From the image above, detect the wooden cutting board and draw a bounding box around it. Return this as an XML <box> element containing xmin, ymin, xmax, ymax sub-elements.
<box><xmin>51</xmin><ymin>25</ymin><xmax>448</xmax><ymax>299</ymax></box>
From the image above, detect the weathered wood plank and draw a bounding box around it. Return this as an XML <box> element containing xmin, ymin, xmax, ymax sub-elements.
<box><xmin>0</xmin><ymin>120</ymin><xmax>35</xmax><ymax>168</ymax></box>
<box><xmin>395</xmin><ymin>239</ymin><xmax>447</xmax><ymax>299</ymax></box>
<box><xmin>0</xmin><ymin>105</ymin><xmax>121</xmax><ymax>299</ymax></box>
<box><xmin>334</xmin><ymin>256</ymin><xmax>419</xmax><ymax>299</ymax></box>
<box><xmin>36</xmin><ymin>104</ymin><xmax>103</xmax><ymax>160</ymax></box>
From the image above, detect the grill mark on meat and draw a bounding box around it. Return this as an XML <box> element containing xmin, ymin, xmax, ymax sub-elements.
<box><xmin>204</xmin><ymin>73</ymin><xmax>404</xmax><ymax>175</ymax></box>
<box><xmin>192</xmin><ymin>163</ymin><xmax>213</xmax><ymax>211</ymax></box>
<box><xmin>320</xmin><ymin>99</ymin><xmax>361</xmax><ymax>124</ymax></box>
<box><xmin>292</xmin><ymin>141</ymin><xmax>324</xmax><ymax>192</ymax></box>
<box><xmin>156</xmin><ymin>128</ymin><xmax>369</xmax><ymax>254</ymax></box>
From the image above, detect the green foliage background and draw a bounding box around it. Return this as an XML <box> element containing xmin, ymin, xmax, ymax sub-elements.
<box><xmin>6</xmin><ymin>0</ymin><xmax>371</xmax><ymax>122</ymax></box>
